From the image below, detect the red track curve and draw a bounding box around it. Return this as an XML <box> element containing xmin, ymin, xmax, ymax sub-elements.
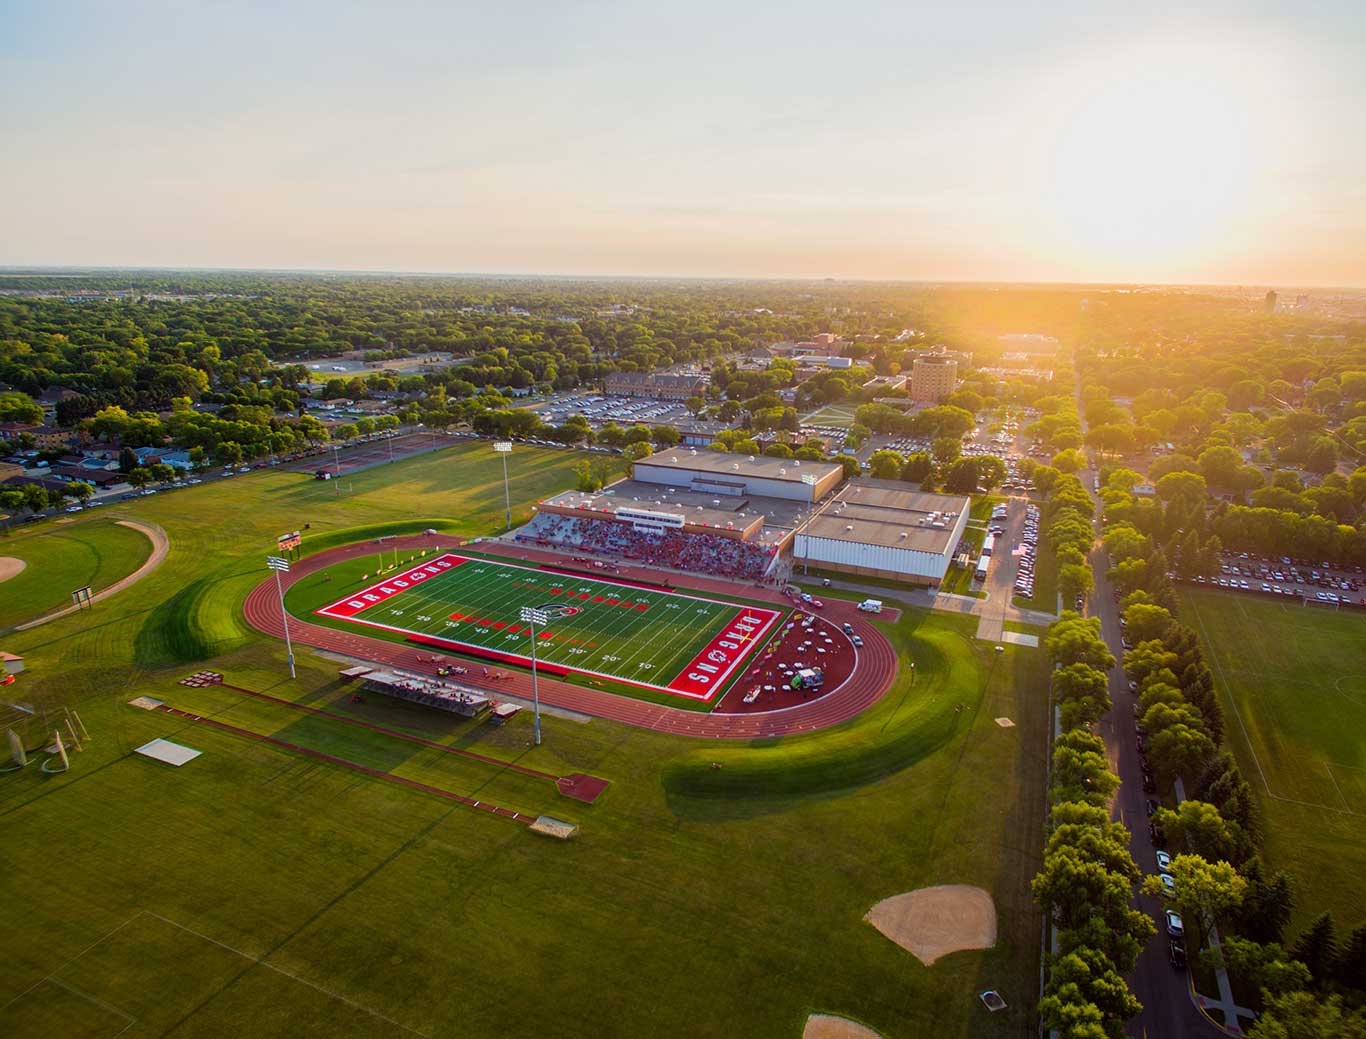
<box><xmin>242</xmin><ymin>534</ymin><xmax>898</xmax><ymax>739</ymax></box>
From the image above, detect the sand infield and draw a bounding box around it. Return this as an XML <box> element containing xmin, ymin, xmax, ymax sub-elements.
<box><xmin>864</xmin><ymin>884</ymin><xmax>996</xmax><ymax>966</ymax></box>
<box><xmin>0</xmin><ymin>557</ymin><xmax>26</xmax><ymax>582</ymax></box>
<box><xmin>803</xmin><ymin>1014</ymin><xmax>883</xmax><ymax>1039</ymax></box>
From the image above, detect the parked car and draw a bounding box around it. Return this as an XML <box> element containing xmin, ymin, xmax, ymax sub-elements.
<box><xmin>1156</xmin><ymin>850</ymin><xmax>1172</xmax><ymax>872</ymax></box>
<box><xmin>1160</xmin><ymin>873</ymin><xmax>1176</xmax><ymax>896</ymax></box>
<box><xmin>1165</xmin><ymin>910</ymin><xmax>1184</xmax><ymax>938</ymax></box>
<box><xmin>1169</xmin><ymin>939</ymin><xmax>1187</xmax><ymax>969</ymax></box>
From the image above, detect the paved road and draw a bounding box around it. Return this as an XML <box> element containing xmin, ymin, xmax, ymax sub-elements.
<box><xmin>1074</xmin><ymin>449</ymin><xmax>1221</xmax><ymax>1033</ymax></box>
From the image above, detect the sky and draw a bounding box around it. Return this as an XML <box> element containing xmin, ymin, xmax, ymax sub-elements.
<box><xmin>2</xmin><ymin>1</ymin><xmax>1364</xmax><ymax>286</ymax></box>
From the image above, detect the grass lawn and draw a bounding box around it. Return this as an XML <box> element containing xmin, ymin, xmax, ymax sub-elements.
<box><xmin>804</xmin><ymin>403</ymin><xmax>858</xmax><ymax>428</ymax></box>
<box><xmin>0</xmin><ymin>517</ymin><xmax>153</xmax><ymax>629</ymax></box>
<box><xmin>0</xmin><ymin>440</ymin><xmax>1049</xmax><ymax>1038</ymax></box>
<box><xmin>1180</xmin><ymin>588</ymin><xmax>1366</xmax><ymax>927</ymax></box>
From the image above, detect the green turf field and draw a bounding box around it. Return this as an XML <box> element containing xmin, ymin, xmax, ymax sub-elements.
<box><xmin>0</xmin><ymin>518</ymin><xmax>153</xmax><ymax>629</ymax></box>
<box><xmin>303</xmin><ymin>553</ymin><xmax>784</xmax><ymax>704</ymax></box>
<box><xmin>0</xmin><ymin>440</ymin><xmax>1049</xmax><ymax>1038</ymax></box>
<box><xmin>1181</xmin><ymin>588</ymin><xmax>1366</xmax><ymax>925</ymax></box>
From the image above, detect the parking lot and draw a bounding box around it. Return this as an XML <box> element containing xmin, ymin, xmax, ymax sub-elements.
<box><xmin>536</xmin><ymin>393</ymin><xmax>700</xmax><ymax>430</ymax></box>
<box><xmin>1184</xmin><ymin>552</ymin><xmax>1366</xmax><ymax>608</ymax></box>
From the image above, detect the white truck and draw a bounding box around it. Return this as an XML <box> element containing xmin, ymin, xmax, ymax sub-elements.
<box><xmin>857</xmin><ymin>598</ymin><xmax>883</xmax><ymax>614</ymax></box>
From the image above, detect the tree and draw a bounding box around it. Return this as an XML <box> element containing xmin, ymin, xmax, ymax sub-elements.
<box><xmin>1052</xmin><ymin>448</ymin><xmax>1083</xmax><ymax>473</ymax></box>
<box><xmin>900</xmin><ymin>452</ymin><xmax>932</xmax><ymax>483</ymax></box>
<box><xmin>1249</xmin><ymin>991</ymin><xmax>1366</xmax><ymax>1039</ymax></box>
<box><xmin>1123</xmin><ymin>603</ymin><xmax>1172</xmax><ymax>644</ymax></box>
<box><xmin>1290</xmin><ymin>912</ymin><xmax>1340</xmax><ymax>986</ymax></box>
<box><xmin>1059</xmin><ymin>563</ymin><xmax>1095</xmax><ymax>604</ymax></box>
<box><xmin>652</xmin><ymin>425</ymin><xmax>681</xmax><ymax>448</ymax></box>
<box><xmin>1337</xmin><ymin>923</ymin><xmax>1366</xmax><ymax>994</ymax></box>
<box><xmin>1146</xmin><ymin>718</ymin><xmax>1215</xmax><ymax>781</ymax></box>
<box><xmin>64</xmin><ymin>480</ymin><xmax>94</xmax><ymax>503</ymax></box>
<box><xmin>1156</xmin><ymin>471</ymin><xmax>1208</xmax><ymax>509</ymax></box>
<box><xmin>1151</xmin><ymin>800</ymin><xmax>1239</xmax><ymax>861</ymax></box>
<box><xmin>622</xmin><ymin>441</ymin><xmax>653</xmax><ymax>463</ymax></box>
<box><xmin>1103</xmin><ymin>524</ymin><xmax>1147</xmax><ymax>562</ymax></box>
<box><xmin>941</xmin><ymin>456</ymin><xmax>980</xmax><ymax>493</ymax></box>
<box><xmin>1198</xmin><ymin>445</ymin><xmax>1244</xmax><ymax>489</ymax></box>
<box><xmin>684</xmin><ymin>395</ymin><xmax>705</xmax><ymax>418</ymax></box>
<box><xmin>975</xmin><ymin>455</ymin><xmax>1006</xmax><ymax>489</ymax></box>
<box><xmin>1045</xmin><ymin>613</ymin><xmax>1115</xmax><ymax>670</ymax></box>
<box><xmin>1219</xmin><ymin>937</ymin><xmax>1311</xmax><ymax>997</ymax></box>
<box><xmin>127</xmin><ymin>467</ymin><xmax>150</xmax><ymax>491</ymax></box>
<box><xmin>152</xmin><ymin>363</ymin><xmax>210</xmax><ymax>399</ymax></box>
<box><xmin>1143</xmin><ymin>854</ymin><xmax>1247</xmax><ymax>950</ymax></box>
<box><xmin>931</xmin><ymin>436</ymin><xmax>961</xmax><ymax>466</ymax></box>
<box><xmin>1053</xmin><ymin>663</ymin><xmax>1112</xmax><ymax>729</ymax></box>
<box><xmin>1230</xmin><ymin>858</ymin><xmax>1295</xmax><ymax>946</ymax></box>
<box><xmin>1050</xmin><ymin>730</ymin><xmax>1121</xmax><ymax>806</ymax></box>
<box><xmin>868</xmin><ymin>449</ymin><xmax>905</xmax><ymax>480</ymax></box>
<box><xmin>0</xmin><ymin>392</ymin><xmax>43</xmax><ymax>425</ymax></box>
<box><xmin>1041</xmin><ymin>943</ymin><xmax>1142</xmax><ymax>1037</ymax></box>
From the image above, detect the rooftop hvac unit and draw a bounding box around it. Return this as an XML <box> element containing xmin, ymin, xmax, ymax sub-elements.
<box><xmin>846</xmin><ymin>524</ymin><xmax>854</xmax><ymax>532</ymax></box>
<box><xmin>779</xmin><ymin>468</ymin><xmax>787</xmax><ymax>476</ymax></box>
<box><xmin>748</xmin><ymin>455</ymin><xmax>756</xmax><ymax>462</ymax></box>
<box><xmin>733</xmin><ymin>464</ymin><xmax>740</xmax><ymax>470</ymax></box>
<box><xmin>900</xmin><ymin>531</ymin><xmax>908</xmax><ymax>539</ymax></box>
<box><xmin>670</xmin><ymin>457</ymin><xmax>678</xmax><ymax>462</ymax></box>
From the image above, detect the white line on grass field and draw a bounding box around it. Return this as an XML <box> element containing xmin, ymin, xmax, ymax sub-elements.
<box><xmin>1187</xmin><ymin>593</ymin><xmax>1360</xmax><ymax>818</ymax></box>
<box><xmin>1323</xmin><ymin>761</ymin><xmax>1353</xmax><ymax>812</ymax></box>
<box><xmin>143</xmin><ymin>911</ymin><xmax>428</xmax><ymax>1037</ymax></box>
<box><xmin>324</xmin><ymin>555</ymin><xmax>775</xmax><ymax>698</ymax></box>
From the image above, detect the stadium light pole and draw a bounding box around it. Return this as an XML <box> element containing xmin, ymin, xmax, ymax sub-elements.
<box><xmin>494</xmin><ymin>441</ymin><xmax>513</xmax><ymax>529</ymax></box>
<box><xmin>266</xmin><ymin>556</ymin><xmax>296</xmax><ymax>678</ymax></box>
<box><xmin>520</xmin><ymin>603</ymin><xmax>576</xmax><ymax>746</ymax></box>
<box><xmin>797</xmin><ymin>472</ymin><xmax>819</xmax><ymax>576</ymax></box>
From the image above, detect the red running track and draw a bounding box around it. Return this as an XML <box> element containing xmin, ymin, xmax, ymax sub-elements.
<box><xmin>242</xmin><ymin>535</ymin><xmax>898</xmax><ymax>740</ymax></box>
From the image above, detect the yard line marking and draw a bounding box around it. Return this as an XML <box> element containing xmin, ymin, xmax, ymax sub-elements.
<box><xmin>46</xmin><ymin>976</ymin><xmax>135</xmax><ymax>1025</ymax></box>
<box><xmin>144</xmin><ymin>911</ymin><xmax>429</xmax><ymax>1037</ymax></box>
<box><xmin>0</xmin><ymin>911</ymin><xmax>143</xmax><ymax>1015</ymax></box>
<box><xmin>315</xmin><ymin>553</ymin><xmax>781</xmax><ymax>700</ymax></box>
<box><xmin>1323</xmin><ymin>761</ymin><xmax>1355</xmax><ymax>813</ymax></box>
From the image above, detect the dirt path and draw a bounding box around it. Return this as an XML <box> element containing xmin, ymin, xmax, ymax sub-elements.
<box><xmin>0</xmin><ymin>557</ymin><xmax>27</xmax><ymax>582</ymax></box>
<box><xmin>14</xmin><ymin>520</ymin><xmax>169</xmax><ymax>631</ymax></box>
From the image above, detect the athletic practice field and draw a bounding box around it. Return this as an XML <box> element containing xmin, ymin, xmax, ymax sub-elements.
<box><xmin>314</xmin><ymin>553</ymin><xmax>785</xmax><ymax>702</ymax></box>
<box><xmin>1182</xmin><ymin>588</ymin><xmax>1366</xmax><ymax>924</ymax></box>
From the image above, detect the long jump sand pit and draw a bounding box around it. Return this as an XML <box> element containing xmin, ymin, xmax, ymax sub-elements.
<box><xmin>864</xmin><ymin>885</ymin><xmax>996</xmax><ymax>966</ymax></box>
<box><xmin>0</xmin><ymin>557</ymin><xmax>26</xmax><ymax>582</ymax></box>
<box><xmin>803</xmin><ymin>1014</ymin><xmax>883</xmax><ymax>1039</ymax></box>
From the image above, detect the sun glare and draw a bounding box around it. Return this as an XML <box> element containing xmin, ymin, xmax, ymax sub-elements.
<box><xmin>1039</xmin><ymin>40</ymin><xmax>1277</xmax><ymax>272</ymax></box>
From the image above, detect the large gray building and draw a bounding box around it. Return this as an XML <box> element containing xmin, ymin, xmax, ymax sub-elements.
<box><xmin>793</xmin><ymin>480</ymin><xmax>970</xmax><ymax>584</ymax></box>
<box><xmin>631</xmin><ymin>449</ymin><xmax>844</xmax><ymax>504</ymax></box>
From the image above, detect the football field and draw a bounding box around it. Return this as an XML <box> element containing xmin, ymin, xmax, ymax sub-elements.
<box><xmin>315</xmin><ymin>553</ymin><xmax>785</xmax><ymax>702</ymax></box>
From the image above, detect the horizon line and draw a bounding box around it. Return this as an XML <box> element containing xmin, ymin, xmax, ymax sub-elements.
<box><xmin>1</xmin><ymin>264</ymin><xmax>1363</xmax><ymax>294</ymax></box>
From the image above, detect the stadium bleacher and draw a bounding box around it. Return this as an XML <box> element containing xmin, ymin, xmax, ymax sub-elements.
<box><xmin>516</xmin><ymin>513</ymin><xmax>773</xmax><ymax>580</ymax></box>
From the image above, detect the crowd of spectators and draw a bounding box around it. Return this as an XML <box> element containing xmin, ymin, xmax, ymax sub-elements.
<box><xmin>517</xmin><ymin>512</ymin><xmax>774</xmax><ymax>580</ymax></box>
